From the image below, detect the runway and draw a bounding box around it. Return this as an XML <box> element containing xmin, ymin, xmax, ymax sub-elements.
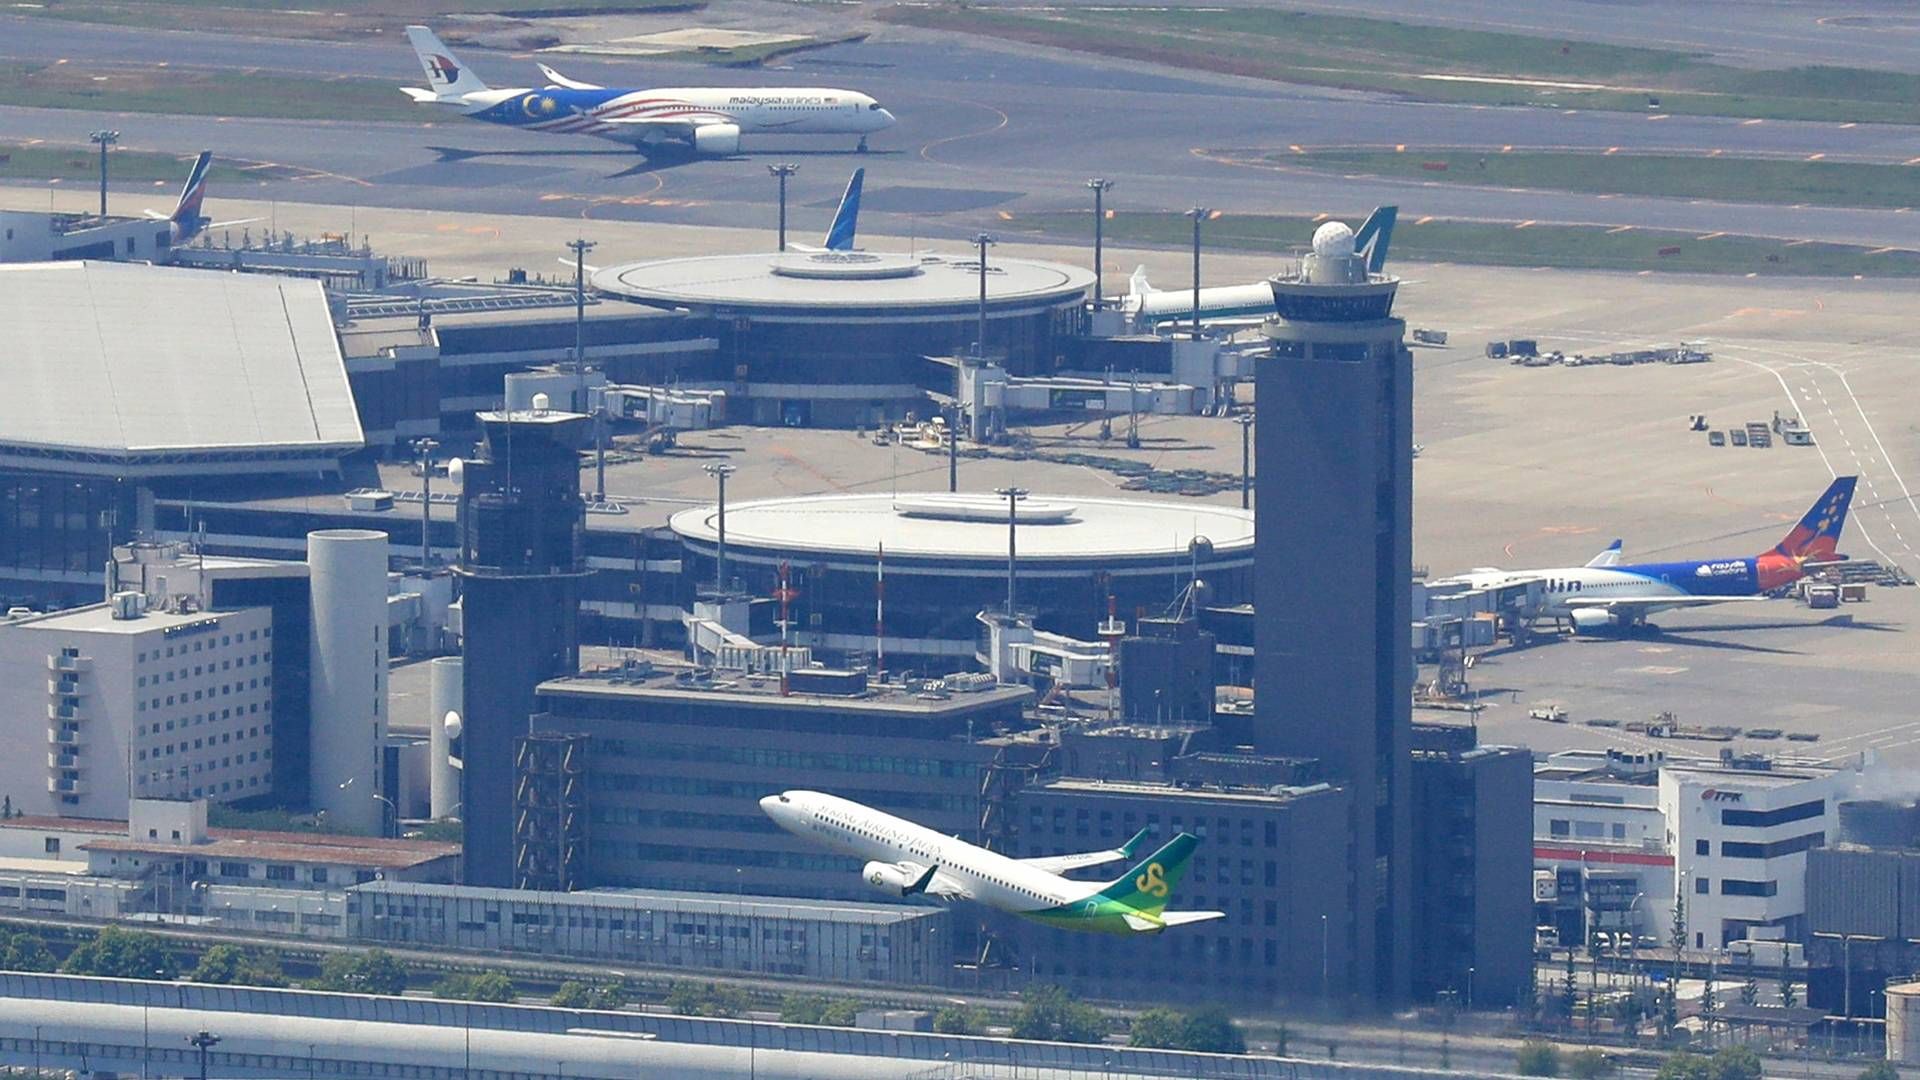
<box><xmin>5</xmin><ymin>13</ymin><xmax>1920</xmax><ymax>246</ymax></box>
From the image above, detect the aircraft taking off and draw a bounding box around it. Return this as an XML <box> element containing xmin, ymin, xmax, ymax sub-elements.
<box><xmin>139</xmin><ymin>151</ymin><xmax>258</xmax><ymax>243</ymax></box>
<box><xmin>1123</xmin><ymin>205</ymin><xmax>1397</xmax><ymax>327</ymax></box>
<box><xmin>761</xmin><ymin>790</ymin><xmax>1225</xmax><ymax>935</ymax></box>
<box><xmin>403</xmin><ymin>27</ymin><xmax>895</xmax><ymax>156</ymax></box>
<box><xmin>1435</xmin><ymin>476</ymin><xmax>1857</xmax><ymax>631</ymax></box>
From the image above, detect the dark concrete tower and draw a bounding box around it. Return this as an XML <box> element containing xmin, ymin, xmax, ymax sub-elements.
<box><xmin>1254</xmin><ymin>219</ymin><xmax>1413</xmax><ymax>1005</ymax></box>
<box><xmin>455</xmin><ymin>402</ymin><xmax>590</xmax><ymax>886</ymax></box>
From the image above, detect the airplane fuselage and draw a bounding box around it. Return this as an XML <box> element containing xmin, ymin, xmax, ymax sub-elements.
<box><xmin>1448</xmin><ymin>553</ymin><xmax>1805</xmax><ymax>620</ymax></box>
<box><xmin>454</xmin><ymin>86</ymin><xmax>893</xmax><ymax>145</ymax></box>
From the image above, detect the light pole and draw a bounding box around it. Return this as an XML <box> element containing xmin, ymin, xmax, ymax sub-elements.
<box><xmin>189</xmin><ymin>1029</ymin><xmax>221</xmax><ymax>1080</ymax></box>
<box><xmin>1467</xmin><ymin>965</ymin><xmax>1475</xmax><ymax>1012</ymax></box>
<box><xmin>89</xmin><ymin>129</ymin><xmax>118</xmax><ymax>217</ymax></box>
<box><xmin>1185</xmin><ymin>207</ymin><xmax>1211</xmax><ymax>341</ymax></box>
<box><xmin>1086</xmin><ymin>178</ymin><xmax>1113</xmax><ymax>310</ymax></box>
<box><xmin>995</xmin><ymin>486</ymin><xmax>1028</xmax><ymax>617</ymax></box>
<box><xmin>372</xmin><ymin>793</ymin><xmax>397</xmax><ymax>839</ymax></box>
<box><xmin>414</xmin><ymin>437</ymin><xmax>439</xmax><ymax>568</ymax></box>
<box><xmin>973</xmin><ymin>232</ymin><xmax>996</xmax><ymax>358</ymax></box>
<box><xmin>566</xmin><ymin>237</ymin><xmax>596</xmax><ymax>395</ymax></box>
<box><xmin>946</xmin><ymin>402</ymin><xmax>960</xmax><ymax>493</ymax></box>
<box><xmin>704</xmin><ymin>462</ymin><xmax>736</xmax><ymax>594</ymax></box>
<box><xmin>769</xmin><ymin>163</ymin><xmax>798</xmax><ymax>251</ymax></box>
<box><xmin>1236</xmin><ymin>412</ymin><xmax>1254</xmax><ymax>510</ymax></box>
<box><xmin>1321</xmin><ymin>913</ymin><xmax>1330</xmax><ymax>1006</ymax></box>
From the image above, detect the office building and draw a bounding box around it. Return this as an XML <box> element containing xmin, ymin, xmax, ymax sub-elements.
<box><xmin>528</xmin><ymin>662</ymin><xmax>1031</xmax><ymax>899</ymax></box>
<box><xmin>1408</xmin><ymin>723</ymin><xmax>1533</xmax><ymax>1008</ymax></box>
<box><xmin>0</xmin><ymin>594</ymin><xmax>276</xmax><ymax>819</ymax></box>
<box><xmin>1005</xmin><ymin>736</ymin><xmax>1349</xmax><ymax>1004</ymax></box>
<box><xmin>1254</xmin><ymin>219</ymin><xmax>1414</xmax><ymax>1002</ymax></box>
<box><xmin>1534</xmin><ymin>748</ymin><xmax>1859</xmax><ymax>954</ymax></box>
<box><xmin>455</xmin><ymin>405</ymin><xmax>591</xmax><ymax>887</ymax></box>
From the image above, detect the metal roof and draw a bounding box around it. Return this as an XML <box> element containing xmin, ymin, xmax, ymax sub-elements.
<box><xmin>593</xmin><ymin>250</ymin><xmax>1093</xmax><ymax>312</ymax></box>
<box><xmin>0</xmin><ymin>261</ymin><xmax>363</xmax><ymax>472</ymax></box>
<box><xmin>354</xmin><ymin>879</ymin><xmax>943</xmax><ymax>924</ymax></box>
<box><xmin>669</xmin><ymin>492</ymin><xmax>1255</xmax><ymax>563</ymax></box>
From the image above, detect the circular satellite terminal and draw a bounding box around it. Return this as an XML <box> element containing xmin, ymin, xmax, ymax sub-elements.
<box><xmin>443</xmin><ymin>711</ymin><xmax>462</xmax><ymax>741</ymax></box>
<box><xmin>769</xmin><ymin>252</ymin><xmax>923</xmax><ymax>281</ymax></box>
<box><xmin>1311</xmin><ymin>221</ymin><xmax>1355</xmax><ymax>259</ymax></box>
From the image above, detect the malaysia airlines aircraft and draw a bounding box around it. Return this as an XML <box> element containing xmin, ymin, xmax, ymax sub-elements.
<box><xmin>761</xmin><ymin>791</ymin><xmax>1225</xmax><ymax>935</ymax></box>
<box><xmin>1435</xmin><ymin>476</ymin><xmax>1857</xmax><ymax>632</ymax></box>
<box><xmin>403</xmin><ymin>27</ymin><xmax>895</xmax><ymax>156</ymax></box>
<box><xmin>139</xmin><ymin>151</ymin><xmax>257</xmax><ymax>243</ymax></box>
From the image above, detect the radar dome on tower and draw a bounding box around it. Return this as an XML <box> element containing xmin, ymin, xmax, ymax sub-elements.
<box><xmin>1311</xmin><ymin>221</ymin><xmax>1355</xmax><ymax>259</ymax></box>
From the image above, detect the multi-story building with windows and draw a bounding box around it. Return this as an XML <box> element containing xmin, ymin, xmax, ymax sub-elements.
<box><xmin>0</xmin><ymin>597</ymin><xmax>278</xmax><ymax>818</ymax></box>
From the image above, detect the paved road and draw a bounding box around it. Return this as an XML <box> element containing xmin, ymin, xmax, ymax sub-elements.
<box><xmin>5</xmin><ymin>15</ymin><xmax>1920</xmax><ymax>246</ymax></box>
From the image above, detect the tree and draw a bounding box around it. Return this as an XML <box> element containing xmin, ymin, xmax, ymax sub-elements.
<box><xmin>1779</xmin><ymin>961</ymin><xmax>1799</xmax><ymax>1010</ymax></box>
<box><xmin>1516</xmin><ymin>1040</ymin><xmax>1562</xmax><ymax>1077</ymax></box>
<box><xmin>309</xmin><ymin>949</ymin><xmax>407</xmax><ymax>996</ymax></box>
<box><xmin>0</xmin><ymin>930</ymin><xmax>54</xmax><ymax>973</ymax></box>
<box><xmin>432</xmin><ymin>971</ymin><xmax>515</xmax><ymax>1003</ymax></box>
<box><xmin>1655</xmin><ymin>1051</ymin><xmax>1710</xmax><ymax>1080</ymax></box>
<box><xmin>1129</xmin><ymin>1008</ymin><xmax>1185</xmax><ymax>1049</ymax></box>
<box><xmin>779</xmin><ymin>993</ymin><xmax>828</xmax><ymax>1025</ymax></box>
<box><xmin>1707</xmin><ymin>1045</ymin><xmax>1762</xmax><ymax>1080</ymax></box>
<box><xmin>933</xmin><ymin>1004</ymin><xmax>983</xmax><ymax>1036</ymax></box>
<box><xmin>1562</xmin><ymin>948</ymin><xmax>1579</xmax><ymax>1022</ymax></box>
<box><xmin>1011</xmin><ymin>985</ymin><xmax>1108</xmax><ymax>1044</ymax></box>
<box><xmin>60</xmin><ymin>927</ymin><xmax>175</xmax><ymax>980</ymax></box>
<box><xmin>665</xmin><ymin>981</ymin><xmax>749</xmax><ymax>1019</ymax></box>
<box><xmin>1566</xmin><ymin>1049</ymin><xmax>1614</xmax><ymax>1079</ymax></box>
<box><xmin>1858</xmin><ymin>1063</ymin><xmax>1900</xmax><ymax>1080</ymax></box>
<box><xmin>553</xmin><ymin>981</ymin><xmax>625</xmax><ymax>1010</ymax></box>
<box><xmin>818</xmin><ymin>998</ymin><xmax>861</xmax><ymax>1027</ymax></box>
<box><xmin>1179</xmin><ymin>1007</ymin><xmax>1245</xmax><ymax>1054</ymax></box>
<box><xmin>1698</xmin><ymin>966</ymin><xmax>1717</xmax><ymax>1029</ymax></box>
<box><xmin>188</xmin><ymin>944</ymin><xmax>287</xmax><ymax>988</ymax></box>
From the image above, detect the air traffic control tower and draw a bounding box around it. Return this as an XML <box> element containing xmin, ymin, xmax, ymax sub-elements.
<box><xmin>1254</xmin><ymin>218</ymin><xmax>1412</xmax><ymax>1005</ymax></box>
<box><xmin>455</xmin><ymin>401</ymin><xmax>590</xmax><ymax>887</ymax></box>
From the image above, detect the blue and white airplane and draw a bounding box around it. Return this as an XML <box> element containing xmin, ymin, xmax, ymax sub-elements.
<box><xmin>138</xmin><ymin>151</ymin><xmax>257</xmax><ymax>243</ymax></box>
<box><xmin>1435</xmin><ymin>476</ymin><xmax>1857</xmax><ymax>632</ymax></box>
<box><xmin>403</xmin><ymin>27</ymin><xmax>895</xmax><ymax>157</ymax></box>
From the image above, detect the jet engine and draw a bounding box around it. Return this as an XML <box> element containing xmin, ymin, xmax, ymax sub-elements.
<box><xmin>1570</xmin><ymin>608</ymin><xmax>1616</xmax><ymax>632</ymax></box>
<box><xmin>692</xmin><ymin>123</ymin><xmax>741</xmax><ymax>156</ymax></box>
<box><xmin>863</xmin><ymin>860</ymin><xmax>930</xmax><ymax>897</ymax></box>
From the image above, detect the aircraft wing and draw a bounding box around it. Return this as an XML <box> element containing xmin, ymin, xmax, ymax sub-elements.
<box><xmin>1121</xmin><ymin>910</ymin><xmax>1226</xmax><ymax>933</ymax></box>
<box><xmin>1575</xmin><ymin>595</ymin><xmax>1768</xmax><ymax>612</ymax></box>
<box><xmin>537</xmin><ymin>63</ymin><xmax>602</xmax><ymax>91</ymax></box>
<box><xmin>925</xmin><ymin>868</ymin><xmax>975</xmax><ymax>902</ymax></box>
<box><xmin>1017</xmin><ymin>828</ymin><xmax>1152</xmax><ymax>876</ymax></box>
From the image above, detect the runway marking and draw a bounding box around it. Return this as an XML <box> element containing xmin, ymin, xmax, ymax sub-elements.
<box><xmin>1604</xmin><ymin>146</ymin><xmax>1619</xmax><ymax>155</ymax></box>
<box><xmin>1647</xmin><ymin>114</ymin><xmax>1669</xmax><ymax>121</ymax></box>
<box><xmin>1415</xmin><ymin>215</ymin><xmax>1434</xmax><ymax>225</ymax></box>
<box><xmin>1696</xmin><ymin>231</ymin><xmax>1725</xmax><ymax>240</ymax></box>
<box><xmin>1742</xmin><ymin>118</ymin><xmax>1764</xmax><ymax>126</ymax></box>
<box><xmin>1625</xmin><ymin>666</ymin><xmax>1688</xmax><ymax>676</ymax></box>
<box><xmin>1515</xmin><ymin>220</ymin><xmax>1534</xmax><ymax>229</ymax></box>
<box><xmin>1867</xmin><ymin>246</ymin><xmax>1900</xmax><ymax>255</ymax></box>
<box><xmin>1841</xmin><ymin>122</ymin><xmax>1858</xmax><ymax>129</ymax></box>
<box><xmin>1394</xmin><ymin>144</ymin><xmax>1405</xmax><ymax>152</ymax></box>
<box><xmin>1288</xmin><ymin>144</ymin><xmax>1303</xmax><ymax>154</ymax></box>
<box><xmin>1806</xmin><ymin>153</ymin><xmax>1826</xmax><ymax>161</ymax></box>
<box><xmin>917</xmin><ymin>100</ymin><xmax>1008</xmax><ymax>167</ymax></box>
<box><xmin>1907</xmin><ymin>157</ymin><xmax>1920</xmax><ymax>166</ymax></box>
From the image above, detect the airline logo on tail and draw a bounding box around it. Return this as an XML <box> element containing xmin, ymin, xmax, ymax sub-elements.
<box><xmin>1756</xmin><ymin>475</ymin><xmax>1855</xmax><ymax>590</ymax></box>
<box><xmin>426</xmin><ymin>54</ymin><xmax>462</xmax><ymax>84</ymax></box>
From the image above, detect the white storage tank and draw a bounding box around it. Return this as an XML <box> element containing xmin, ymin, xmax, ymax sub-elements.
<box><xmin>428</xmin><ymin>656</ymin><xmax>462</xmax><ymax>820</ymax></box>
<box><xmin>1888</xmin><ymin>981</ymin><xmax>1920</xmax><ymax>1062</ymax></box>
<box><xmin>308</xmin><ymin>529</ymin><xmax>390</xmax><ymax>835</ymax></box>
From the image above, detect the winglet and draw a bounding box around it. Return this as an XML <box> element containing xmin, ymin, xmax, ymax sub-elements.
<box><xmin>823</xmin><ymin>167</ymin><xmax>864</xmax><ymax>251</ymax></box>
<box><xmin>537</xmin><ymin>62</ymin><xmax>603</xmax><ymax>91</ymax></box>
<box><xmin>905</xmin><ymin>863</ymin><xmax>938</xmax><ymax>896</ymax></box>
<box><xmin>1116</xmin><ymin>826</ymin><xmax>1153</xmax><ymax>861</ymax></box>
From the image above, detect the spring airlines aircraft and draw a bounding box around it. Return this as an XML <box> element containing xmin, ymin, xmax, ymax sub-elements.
<box><xmin>1434</xmin><ymin>476</ymin><xmax>1856</xmax><ymax>632</ymax></box>
<box><xmin>762</xmin><ymin>791</ymin><xmax>1224</xmax><ymax>935</ymax></box>
<box><xmin>403</xmin><ymin>27</ymin><xmax>895</xmax><ymax>156</ymax></box>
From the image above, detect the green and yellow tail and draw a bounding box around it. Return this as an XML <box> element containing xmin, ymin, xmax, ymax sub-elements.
<box><xmin>1094</xmin><ymin>832</ymin><xmax>1198</xmax><ymax>918</ymax></box>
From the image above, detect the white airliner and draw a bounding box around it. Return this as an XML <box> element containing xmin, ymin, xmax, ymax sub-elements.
<box><xmin>403</xmin><ymin>27</ymin><xmax>895</xmax><ymax>156</ymax></box>
<box><xmin>761</xmin><ymin>790</ymin><xmax>1224</xmax><ymax>935</ymax></box>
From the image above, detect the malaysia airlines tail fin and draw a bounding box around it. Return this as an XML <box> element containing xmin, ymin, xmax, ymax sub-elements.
<box><xmin>1095</xmin><ymin>832</ymin><xmax>1198</xmax><ymax>919</ymax></box>
<box><xmin>1767</xmin><ymin>475</ymin><xmax>1857</xmax><ymax>563</ymax></box>
<box><xmin>1585</xmin><ymin>540</ymin><xmax>1623</xmax><ymax>568</ymax></box>
<box><xmin>170</xmin><ymin>150</ymin><xmax>213</xmax><ymax>232</ymax></box>
<box><xmin>1353</xmin><ymin>205</ymin><xmax>1397</xmax><ymax>272</ymax></box>
<box><xmin>824</xmin><ymin>167</ymin><xmax>864</xmax><ymax>251</ymax></box>
<box><xmin>406</xmin><ymin>26</ymin><xmax>489</xmax><ymax>100</ymax></box>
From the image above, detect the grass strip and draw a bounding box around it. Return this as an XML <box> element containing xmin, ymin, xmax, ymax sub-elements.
<box><xmin>1016</xmin><ymin>210</ymin><xmax>1920</xmax><ymax>278</ymax></box>
<box><xmin>1285</xmin><ymin>150</ymin><xmax>1920</xmax><ymax>210</ymax></box>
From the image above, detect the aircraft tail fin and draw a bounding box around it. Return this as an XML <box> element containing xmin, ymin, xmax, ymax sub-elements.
<box><xmin>1094</xmin><ymin>832</ymin><xmax>1198</xmax><ymax>919</ymax></box>
<box><xmin>169</xmin><ymin>151</ymin><xmax>213</xmax><ymax>233</ymax></box>
<box><xmin>406</xmin><ymin>25</ymin><xmax>489</xmax><ymax>99</ymax></box>
<box><xmin>1585</xmin><ymin>540</ymin><xmax>1623</xmax><ymax>568</ymax></box>
<box><xmin>1768</xmin><ymin>476</ymin><xmax>1857</xmax><ymax>563</ymax></box>
<box><xmin>823</xmin><ymin>167</ymin><xmax>864</xmax><ymax>251</ymax></box>
<box><xmin>1126</xmin><ymin>265</ymin><xmax>1153</xmax><ymax>303</ymax></box>
<box><xmin>1353</xmin><ymin>205</ymin><xmax>1397</xmax><ymax>273</ymax></box>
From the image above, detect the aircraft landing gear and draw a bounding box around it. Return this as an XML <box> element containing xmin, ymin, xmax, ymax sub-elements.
<box><xmin>856</xmin><ymin>136</ymin><xmax>869</xmax><ymax>154</ymax></box>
